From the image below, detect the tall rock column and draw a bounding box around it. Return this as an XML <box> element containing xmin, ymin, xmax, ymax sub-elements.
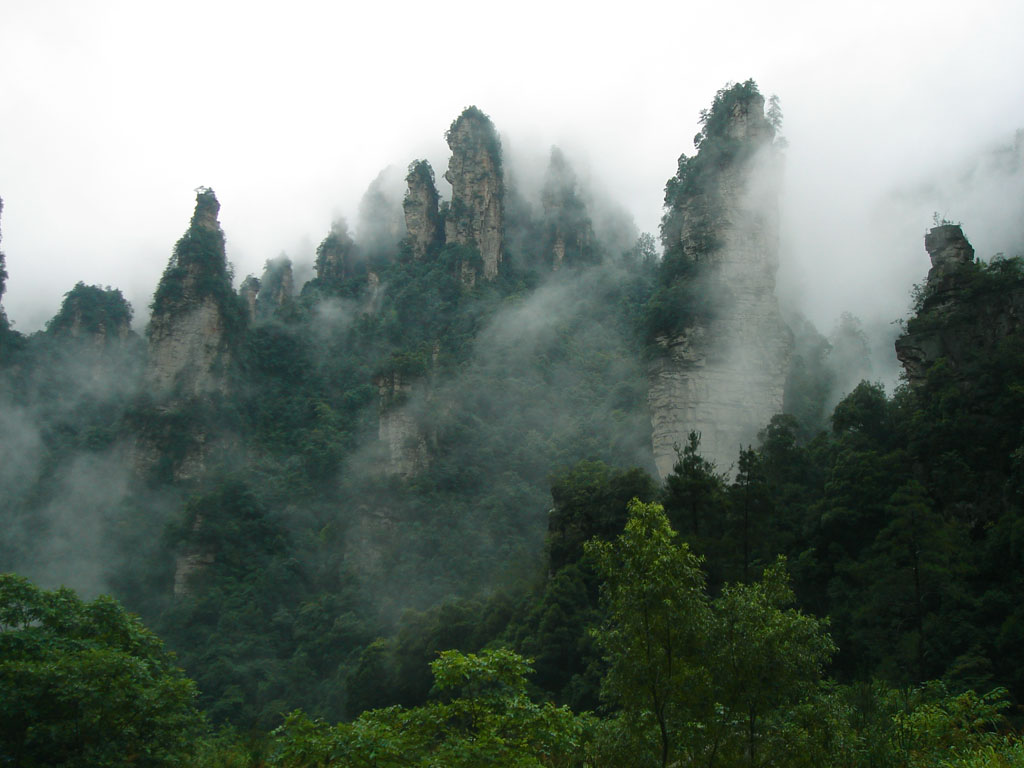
<box><xmin>403</xmin><ymin>160</ymin><xmax>443</xmax><ymax>260</ymax></box>
<box><xmin>135</xmin><ymin>188</ymin><xmax>244</xmax><ymax>483</ymax></box>
<box><xmin>648</xmin><ymin>82</ymin><xmax>792</xmax><ymax>478</ymax></box>
<box><xmin>146</xmin><ymin>189</ymin><xmax>241</xmax><ymax>398</ymax></box>
<box><xmin>444</xmin><ymin>106</ymin><xmax>504</xmax><ymax>282</ymax></box>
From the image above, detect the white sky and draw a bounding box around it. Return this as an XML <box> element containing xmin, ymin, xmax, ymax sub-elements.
<box><xmin>1</xmin><ymin>0</ymin><xmax>1023</xmax><ymax>336</ymax></box>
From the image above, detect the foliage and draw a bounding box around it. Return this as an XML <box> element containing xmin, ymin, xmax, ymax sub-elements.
<box><xmin>46</xmin><ymin>282</ymin><xmax>133</xmax><ymax>337</ymax></box>
<box><xmin>269</xmin><ymin>649</ymin><xmax>589</xmax><ymax>767</ymax></box>
<box><xmin>587</xmin><ymin>499</ymin><xmax>710</xmax><ymax>767</ymax></box>
<box><xmin>149</xmin><ymin>188</ymin><xmax>247</xmax><ymax>343</ymax></box>
<box><xmin>647</xmin><ymin>80</ymin><xmax>774</xmax><ymax>340</ymax></box>
<box><xmin>0</xmin><ymin>574</ymin><xmax>204</xmax><ymax>767</ymax></box>
<box><xmin>446</xmin><ymin>105</ymin><xmax>503</xmax><ymax>173</ymax></box>
<box><xmin>907</xmin><ymin>254</ymin><xmax>1024</xmax><ymax>334</ymax></box>
<box><xmin>586</xmin><ymin>501</ymin><xmax>836</xmax><ymax>768</ymax></box>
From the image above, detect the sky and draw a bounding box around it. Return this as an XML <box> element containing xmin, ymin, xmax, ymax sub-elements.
<box><xmin>1</xmin><ymin>0</ymin><xmax>1023</xmax><ymax>347</ymax></box>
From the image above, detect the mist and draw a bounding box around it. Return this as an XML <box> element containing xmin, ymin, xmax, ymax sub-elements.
<box><xmin>2</xmin><ymin>1</ymin><xmax>1022</xmax><ymax>346</ymax></box>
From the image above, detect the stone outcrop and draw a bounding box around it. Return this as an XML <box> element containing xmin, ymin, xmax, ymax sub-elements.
<box><xmin>135</xmin><ymin>189</ymin><xmax>243</xmax><ymax>486</ymax></box>
<box><xmin>145</xmin><ymin>189</ymin><xmax>241</xmax><ymax>398</ymax></box>
<box><xmin>444</xmin><ymin>106</ymin><xmax>504</xmax><ymax>281</ymax></box>
<box><xmin>47</xmin><ymin>283</ymin><xmax>134</xmax><ymax>350</ymax></box>
<box><xmin>541</xmin><ymin>148</ymin><xmax>596</xmax><ymax>269</ymax></box>
<box><xmin>172</xmin><ymin>514</ymin><xmax>214</xmax><ymax>597</ymax></box>
<box><xmin>403</xmin><ymin>160</ymin><xmax>443</xmax><ymax>260</ymax></box>
<box><xmin>895</xmin><ymin>224</ymin><xmax>1024</xmax><ymax>387</ymax></box>
<box><xmin>374</xmin><ymin>371</ymin><xmax>430</xmax><ymax>477</ymax></box>
<box><xmin>256</xmin><ymin>255</ymin><xmax>294</xmax><ymax>317</ymax></box>
<box><xmin>239</xmin><ymin>275</ymin><xmax>260</xmax><ymax>323</ymax></box>
<box><xmin>312</xmin><ymin>218</ymin><xmax>357</xmax><ymax>291</ymax></box>
<box><xmin>648</xmin><ymin>84</ymin><xmax>792</xmax><ymax>478</ymax></box>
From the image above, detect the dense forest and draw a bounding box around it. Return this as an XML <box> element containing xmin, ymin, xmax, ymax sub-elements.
<box><xmin>2</xmin><ymin>81</ymin><xmax>1024</xmax><ymax>766</ymax></box>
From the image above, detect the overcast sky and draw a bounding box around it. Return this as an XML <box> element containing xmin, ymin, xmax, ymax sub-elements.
<box><xmin>2</xmin><ymin>0</ymin><xmax>1022</xmax><ymax>340</ymax></box>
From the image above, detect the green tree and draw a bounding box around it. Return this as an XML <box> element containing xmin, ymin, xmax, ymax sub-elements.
<box><xmin>0</xmin><ymin>574</ymin><xmax>205</xmax><ymax>767</ymax></box>
<box><xmin>586</xmin><ymin>499</ymin><xmax>711</xmax><ymax>768</ymax></box>
<box><xmin>270</xmin><ymin>649</ymin><xmax>588</xmax><ymax>767</ymax></box>
<box><xmin>706</xmin><ymin>559</ymin><xmax>836</xmax><ymax>767</ymax></box>
<box><xmin>727</xmin><ymin>446</ymin><xmax>772</xmax><ymax>583</ymax></box>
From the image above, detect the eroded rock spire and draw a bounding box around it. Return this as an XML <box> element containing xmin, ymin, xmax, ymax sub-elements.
<box><xmin>648</xmin><ymin>81</ymin><xmax>792</xmax><ymax>478</ymax></box>
<box><xmin>444</xmin><ymin>106</ymin><xmax>504</xmax><ymax>282</ymax></box>
<box><xmin>403</xmin><ymin>160</ymin><xmax>443</xmax><ymax>260</ymax></box>
<box><xmin>145</xmin><ymin>188</ymin><xmax>242</xmax><ymax>398</ymax></box>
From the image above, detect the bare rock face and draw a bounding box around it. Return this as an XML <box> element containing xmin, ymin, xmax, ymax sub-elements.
<box><xmin>374</xmin><ymin>371</ymin><xmax>429</xmax><ymax>477</ymax></box>
<box><xmin>314</xmin><ymin>219</ymin><xmax>356</xmax><ymax>286</ymax></box>
<box><xmin>146</xmin><ymin>189</ymin><xmax>240</xmax><ymax>398</ymax></box>
<box><xmin>172</xmin><ymin>514</ymin><xmax>214</xmax><ymax>597</ymax></box>
<box><xmin>895</xmin><ymin>224</ymin><xmax>1024</xmax><ymax>387</ymax></box>
<box><xmin>256</xmin><ymin>255</ymin><xmax>294</xmax><ymax>317</ymax></box>
<box><xmin>925</xmin><ymin>224</ymin><xmax>975</xmax><ymax>286</ymax></box>
<box><xmin>48</xmin><ymin>283</ymin><xmax>134</xmax><ymax>346</ymax></box>
<box><xmin>239</xmin><ymin>275</ymin><xmax>260</xmax><ymax>323</ymax></box>
<box><xmin>403</xmin><ymin>160</ymin><xmax>443</xmax><ymax>260</ymax></box>
<box><xmin>648</xmin><ymin>83</ymin><xmax>791</xmax><ymax>478</ymax></box>
<box><xmin>136</xmin><ymin>189</ymin><xmax>244</xmax><ymax>485</ymax></box>
<box><xmin>444</xmin><ymin>106</ymin><xmax>504</xmax><ymax>281</ymax></box>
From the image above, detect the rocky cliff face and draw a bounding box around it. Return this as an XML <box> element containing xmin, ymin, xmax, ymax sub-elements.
<box><xmin>444</xmin><ymin>106</ymin><xmax>504</xmax><ymax>281</ymax></box>
<box><xmin>47</xmin><ymin>283</ymin><xmax>134</xmax><ymax>351</ymax></box>
<box><xmin>895</xmin><ymin>224</ymin><xmax>1024</xmax><ymax>386</ymax></box>
<box><xmin>374</xmin><ymin>371</ymin><xmax>430</xmax><ymax>477</ymax></box>
<box><xmin>256</xmin><ymin>255</ymin><xmax>294</xmax><ymax>317</ymax></box>
<box><xmin>136</xmin><ymin>189</ymin><xmax>243</xmax><ymax>487</ymax></box>
<box><xmin>145</xmin><ymin>189</ymin><xmax>241</xmax><ymax>398</ymax></box>
<box><xmin>239</xmin><ymin>276</ymin><xmax>260</xmax><ymax>323</ymax></box>
<box><xmin>403</xmin><ymin>160</ymin><xmax>443</xmax><ymax>260</ymax></box>
<box><xmin>314</xmin><ymin>219</ymin><xmax>357</xmax><ymax>287</ymax></box>
<box><xmin>648</xmin><ymin>84</ymin><xmax>791</xmax><ymax>478</ymax></box>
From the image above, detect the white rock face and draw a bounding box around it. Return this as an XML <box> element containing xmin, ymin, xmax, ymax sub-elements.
<box><xmin>376</xmin><ymin>371</ymin><xmax>429</xmax><ymax>477</ymax></box>
<box><xmin>146</xmin><ymin>294</ymin><xmax>231</xmax><ymax>397</ymax></box>
<box><xmin>648</xmin><ymin>93</ymin><xmax>791</xmax><ymax>479</ymax></box>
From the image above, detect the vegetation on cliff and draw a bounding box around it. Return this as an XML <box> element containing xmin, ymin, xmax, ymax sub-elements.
<box><xmin>1</xmin><ymin>80</ymin><xmax>1023</xmax><ymax>766</ymax></box>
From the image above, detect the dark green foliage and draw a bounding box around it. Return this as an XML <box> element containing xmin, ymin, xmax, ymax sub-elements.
<box><xmin>271</xmin><ymin>649</ymin><xmax>589</xmax><ymax>768</ymax></box>
<box><xmin>547</xmin><ymin>460</ymin><xmax>658</xmax><ymax>572</ymax></box>
<box><xmin>446</xmin><ymin>105</ymin><xmax>502</xmax><ymax>173</ymax></box>
<box><xmin>5</xmin><ymin>84</ymin><xmax>1024</xmax><ymax>761</ymax></box>
<box><xmin>645</xmin><ymin>80</ymin><xmax>775</xmax><ymax>341</ymax></box>
<box><xmin>663</xmin><ymin>431</ymin><xmax>728</xmax><ymax>543</ymax></box>
<box><xmin>46</xmin><ymin>282</ymin><xmax>133</xmax><ymax>337</ymax></box>
<box><xmin>310</xmin><ymin>219</ymin><xmax>361</xmax><ymax>293</ymax></box>
<box><xmin>0</xmin><ymin>574</ymin><xmax>204</xmax><ymax>767</ymax></box>
<box><xmin>150</xmin><ymin>188</ymin><xmax>246</xmax><ymax>342</ymax></box>
<box><xmin>783</xmin><ymin>314</ymin><xmax>834</xmax><ymax>438</ymax></box>
<box><xmin>907</xmin><ymin>254</ymin><xmax>1024</xmax><ymax>334</ymax></box>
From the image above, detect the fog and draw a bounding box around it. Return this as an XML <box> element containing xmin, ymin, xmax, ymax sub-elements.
<box><xmin>1</xmin><ymin>1</ymin><xmax>1022</xmax><ymax>344</ymax></box>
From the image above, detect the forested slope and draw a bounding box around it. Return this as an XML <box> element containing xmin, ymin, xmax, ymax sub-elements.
<box><xmin>1</xmin><ymin>82</ymin><xmax>1023</xmax><ymax>766</ymax></box>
